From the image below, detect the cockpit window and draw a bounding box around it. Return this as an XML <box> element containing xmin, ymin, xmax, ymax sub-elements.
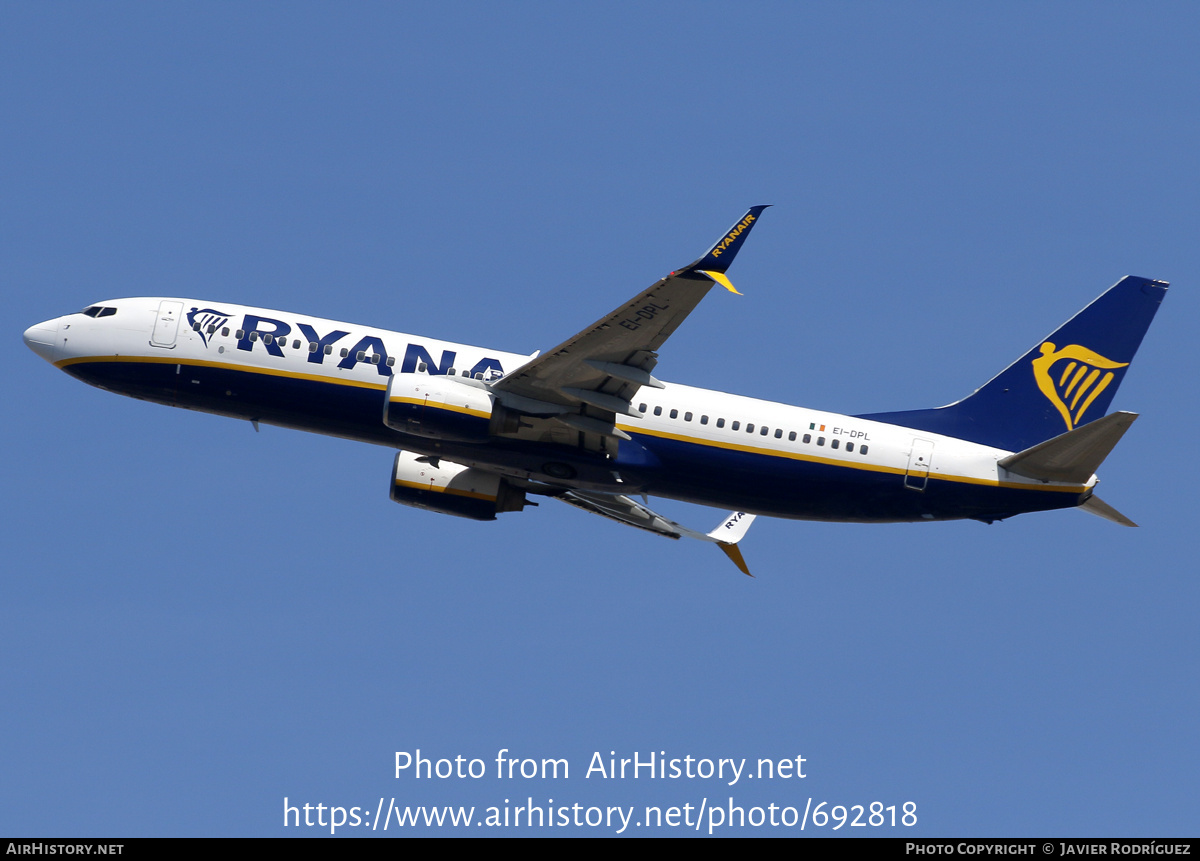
<box><xmin>80</xmin><ymin>306</ymin><xmax>117</xmax><ymax>318</ymax></box>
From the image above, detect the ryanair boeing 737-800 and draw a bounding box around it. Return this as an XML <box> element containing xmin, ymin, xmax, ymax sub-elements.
<box><xmin>23</xmin><ymin>207</ymin><xmax>1168</xmax><ymax>575</ymax></box>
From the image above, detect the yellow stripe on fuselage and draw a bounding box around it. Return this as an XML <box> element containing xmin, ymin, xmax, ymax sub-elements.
<box><xmin>618</xmin><ymin>424</ymin><xmax>1087</xmax><ymax>494</ymax></box>
<box><xmin>387</xmin><ymin>396</ymin><xmax>491</xmax><ymax>420</ymax></box>
<box><xmin>58</xmin><ymin>356</ymin><xmax>1085</xmax><ymax>495</ymax></box>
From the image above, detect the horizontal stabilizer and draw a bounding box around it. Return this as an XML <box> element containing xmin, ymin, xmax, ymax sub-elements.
<box><xmin>998</xmin><ymin>411</ymin><xmax>1137</xmax><ymax>484</ymax></box>
<box><xmin>1079</xmin><ymin>495</ymin><xmax>1138</xmax><ymax>527</ymax></box>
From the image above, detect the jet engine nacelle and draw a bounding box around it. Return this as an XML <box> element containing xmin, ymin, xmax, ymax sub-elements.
<box><xmin>389</xmin><ymin>451</ymin><xmax>529</xmax><ymax>521</ymax></box>
<box><xmin>384</xmin><ymin>373</ymin><xmax>494</xmax><ymax>442</ymax></box>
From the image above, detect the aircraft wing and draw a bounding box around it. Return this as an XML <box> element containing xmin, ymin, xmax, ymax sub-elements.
<box><xmin>558</xmin><ymin>490</ymin><xmax>757</xmax><ymax>576</ymax></box>
<box><xmin>488</xmin><ymin>206</ymin><xmax>770</xmax><ymax>439</ymax></box>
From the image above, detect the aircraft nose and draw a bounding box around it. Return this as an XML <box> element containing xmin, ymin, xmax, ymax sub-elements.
<box><xmin>23</xmin><ymin>318</ymin><xmax>61</xmax><ymax>363</ymax></box>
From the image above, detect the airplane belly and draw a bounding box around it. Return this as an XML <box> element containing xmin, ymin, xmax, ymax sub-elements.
<box><xmin>61</xmin><ymin>358</ymin><xmax>396</xmax><ymax>440</ymax></box>
<box><xmin>631</xmin><ymin>433</ymin><xmax>1081</xmax><ymax>523</ymax></box>
<box><xmin>62</xmin><ymin>357</ymin><xmax>634</xmax><ymax>490</ymax></box>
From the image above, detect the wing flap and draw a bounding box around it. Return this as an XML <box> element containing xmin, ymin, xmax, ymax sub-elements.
<box><xmin>558</xmin><ymin>490</ymin><xmax>757</xmax><ymax>576</ymax></box>
<box><xmin>557</xmin><ymin>491</ymin><xmax>687</xmax><ymax>538</ymax></box>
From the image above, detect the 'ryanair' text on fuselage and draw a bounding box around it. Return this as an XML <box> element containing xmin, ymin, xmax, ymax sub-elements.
<box><xmin>231</xmin><ymin>312</ymin><xmax>506</xmax><ymax>379</ymax></box>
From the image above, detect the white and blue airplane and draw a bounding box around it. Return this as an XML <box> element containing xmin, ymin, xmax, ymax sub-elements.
<box><xmin>23</xmin><ymin>208</ymin><xmax>1167</xmax><ymax>575</ymax></box>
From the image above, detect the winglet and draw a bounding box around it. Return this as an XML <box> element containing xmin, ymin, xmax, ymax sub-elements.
<box><xmin>699</xmin><ymin>270</ymin><xmax>742</xmax><ymax>295</ymax></box>
<box><xmin>718</xmin><ymin>542</ymin><xmax>754</xmax><ymax>577</ymax></box>
<box><xmin>707</xmin><ymin>511</ymin><xmax>757</xmax><ymax>577</ymax></box>
<box><xmin>707</xmin><ymin>510</ymin><xmax>756</xmax><ymax>543</ymax></box>
<box><xmin>687</xmin><ymin>206</ymin><xmax>771</xmax><ymax>292</ymax></box>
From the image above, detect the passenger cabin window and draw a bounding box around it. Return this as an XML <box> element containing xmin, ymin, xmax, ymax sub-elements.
<box><xmin>387</xmin><ymin>357</ymin><xmax>396</xmax><ymax>367</ymax></box>
<box><xmin>654</xmin><ymin>406</ymin><xmax>662</xmax><ymax>416</ymax></box>
<box><xmin>860</xmin><ymin>445</ymin><xmax>869</xmax><ymax>455</ymax></box>
<box><xmin>817</xmin><ymin>436</ymin><xmax>825</xmax><ymax>446</ymax></box>
<box><xmin>292</xmin><ymin>339</ymin><xmax>300</xmax><ymax>349</ymax></box>
<box><xmin>731</xmin><ymin>421</ymin><xmax>740</xmax><ymax>431</ymax></box>
<box><xmin>701</xmin><ymin>415</ymin><xmax>708</xmax><ymax>425</ymax></box>
<box><xmin>831</xmin><ymin>439</ymin><xmax>839</xmax><ymax>449</ymax></box>
<box><xmin>325</xmin><ymin>345</ymin><xmax>334</xmax><ymax>355</ymax></box>
<box><xmin>309</xmin><ymin>342</ymin><xmax>318</xmax><ymax>352</ymax></box>
<box><xmin>639</xmin><ymin>403</ymin><xmax>647</xmax><ymax>413</ymax></box>
<box><xmin>775</xmin><ymin>428</ymin><xmax>783</xmax><ymax>439</ymax></box>
<box><xmin>221</xmin><ymin>328</ymin><xmax>230</xmax><ymax>337</ymax></box>
<box><xmin>716</xmin><ymin>418</ymin><xmax>725</xmax><ymax>428</ymax></box>
<box><xmin>746</xmin><ymin>423</ymin><xmax>754</xmax><ymax>433</ymax></box>
<box><xmin>684</xmin><ymin>412</ymin><xmax>692</xmax><ymax>422</ymax></box>
<box><xmin>669</xmin><ymin>409</ymin><xmax>678</xmax><ymax>419</ymax></box>
<box><xmin>847</xmin><ymin>442</ymin><xmax>855</xmax><ymax>452</ymax></box>
<box><xmin>235</xmin><ymin>329</ymin><xmax>245</xmax><ymax>339</ymax></box>
<box><xmin>803</xmin><ymin>433</ymin><xmax>811</xmax><ymax>444</ymax></box>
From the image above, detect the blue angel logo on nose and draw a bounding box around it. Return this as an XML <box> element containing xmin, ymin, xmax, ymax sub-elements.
<box><xmin>187</xmin><ymin>307</ymin><xmax>232</xmax><ymax>347</ymax></box>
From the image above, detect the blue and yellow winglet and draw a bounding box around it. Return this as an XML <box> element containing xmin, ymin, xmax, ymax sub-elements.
<box><xmin>686</xmin><ymin>205</ymin><xmax>771</xmax><ymax>294</ymax></box>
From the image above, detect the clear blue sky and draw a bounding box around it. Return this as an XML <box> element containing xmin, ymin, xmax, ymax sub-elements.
<box><xmin>3</xmin><ymin>3</ymin><xmax>1197</xmax><ymax>836</ymax></box>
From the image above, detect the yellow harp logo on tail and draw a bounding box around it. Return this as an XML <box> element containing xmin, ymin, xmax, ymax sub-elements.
<box><xmin>1031</xmin><ymin>342</ymin><xmax>1128</xmax><ymax>430</ymax></box>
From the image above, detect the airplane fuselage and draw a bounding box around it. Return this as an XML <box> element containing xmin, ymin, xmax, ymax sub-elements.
<box><xmin>25</xmin><ymin>296</ymin><xmax>1090</xmax><ymax>525</ymax></box>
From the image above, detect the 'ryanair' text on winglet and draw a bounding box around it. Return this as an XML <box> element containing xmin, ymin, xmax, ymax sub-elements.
<box><xmin>687</xmin><ymin>205</ymin><xmax>771</xmax><ymax>295</ymax></box>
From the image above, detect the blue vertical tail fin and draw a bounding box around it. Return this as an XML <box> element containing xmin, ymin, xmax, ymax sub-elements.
<box><xmin>856</xmin><ymin>276</ymin><xmax>1169</xmax><ymax>452</ymax></box>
